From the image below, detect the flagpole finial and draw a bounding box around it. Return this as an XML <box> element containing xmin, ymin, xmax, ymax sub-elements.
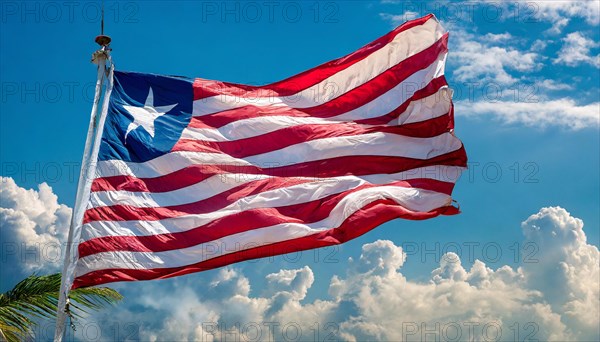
<box><xmin>95</xmin><ymin>35</ymin><xmax>111</xmax><ymax>47</ymax></box>
<box><xmin>91</xmin><ymin>0</ymin><xmax>111</xmax><ymax>65</ymax></box>
<box><xmin>91</xmin><ymin>37</ymin><xmax>111</xmax><ymax>65</ymax></box>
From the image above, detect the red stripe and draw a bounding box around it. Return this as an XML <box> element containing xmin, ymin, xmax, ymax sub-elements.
<box><xmin>355</xmin><ymin>76</ymin><xmax>449</xmax><ymax>125</ymax></box>
<box><xmin>298</xmin><ymin>34</ymin><xmax>448</xmax><ymax>117</ymax></box>
<box><xmin>175</xmin><ymin>114</ymin><xmax>452</xmax><ymax>158</ymax></box>
<box><xmin>188</xmin><ymin>105</ymin><xmax>312</xmax><ymax>130</ymax></box>
<box><xmin>85</xmin><ymin>177</ymin><xmax>312</xmax><ymax>224</ymax></box>
<box><xmin>189</xmin><ymin>34</ymin><xmax>448</xmax><ymax>129</ymax></box>
<box><xmin>79</xmin><ymin>178</ymin><xmax>454</xmax><ymax>257</ymax></box>
<box><xmin>85</xmin><ymin>173</ymin><xmax>456</xmax><ymax>224</ymax></box>
<box><xmin>447</xmin><ymin>102</ymin><xmax>455</xmax><ymax>131</ymax></box>
<box><xmin>91</xmin><ymin>147</ymin><xmax>467</xmax><ymax>194</ymax></box>
<box><xmin>193</xmin><ymin>14</ymin><xmax>435</xmax><ymax>101</ymax></box>
<box><xmin>189</xmin><ymin>75</ymin><xmax>448</xmax><ymax>130</ymax></box>
<box><xmin>91</xmin><ymin>166</ymin><xmax>218</xmax><ymax>193</ymax></box>
<box><xmin>73</xmin><ymin>199</ymin><xmax>458</xmax><ymax>289</ymax></box>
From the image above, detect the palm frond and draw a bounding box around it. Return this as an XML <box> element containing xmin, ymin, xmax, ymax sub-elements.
<box><xmin>0</xmin><ymin>273</ymin><xmax>122</xmax><ymax>342</ymax></box>
<box><xmin>0</xmin><ymin>321</ymin><xmax>29</xmax><ymax>342</ymax></box>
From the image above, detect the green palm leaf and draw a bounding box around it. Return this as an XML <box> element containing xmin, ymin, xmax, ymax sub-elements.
<box><xmin>0</xmin><ymin>273</ymin><xmax>122</xmax><ymax>342</ymax></box>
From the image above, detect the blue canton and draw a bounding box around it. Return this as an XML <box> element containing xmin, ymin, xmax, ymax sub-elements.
<box><xmin>98</xmin><ymin>71</ymin><xmax>193</xmax><ymax>163</ymax></box>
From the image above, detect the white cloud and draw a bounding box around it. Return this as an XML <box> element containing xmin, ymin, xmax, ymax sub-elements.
<box><xmin>379</xmin><ymin>11</ymin><xmax>420</xmax><ymax>27</ymax></box>
<box><xmin>86</xmin><ymin>207</ymin><xmax>599</xmax><ymax>341</ymax></box>
<box><xmin>521</xmin><ymin>207</ymin><xmax>600</xmax><ymax>333</ymax></box>
<box><xmin>0</xmin><ymin>177</ymin><xmax>593</xmax><ymax>340</ymax></box>
<box><xmin>524</xmin><ymin>0</ymin><xmax>600</xmax><ymax>28</ymax></box>
<box><xmin>0</xmin><ymin>177</ymin><xmax>71</xmax><ymax>277</ymax></box>
<box><xmin>535</xmin><ymin>79</ymin><xmax>573</xmax><ymax>91</ymax></box>
<box><xmin>531</xmin><ymin>39</ymin><xmax>548</xmax><ymax>52</ymax></box>
<box><xmin>1</xmin><ymin>179</ymin><xmax>594</xmax><ymax>340</ymax></box>
<box><xmin>483</xmin><ymin>32</ymin><xmax>512</xmax><ymax>43</ymax></box>
<box><xmin>264</xmin><ymin>266</ymin><xmax>314</xmax><ymax>301</ymax></box>
<box><xmin>554</xmin><ymin>32</ymin><xmax>600</xmax><ymax>68</ymax></box>
<box><xmin>451</xmin><ymin>31</ymin><xmax>540</xmax><ymax>85</ymax></box>
<box><xmin>546</xmin><ymin>17</ymin><xmax>570</xmax><ymax>35</ymax></box>
<box><xmin>484</xmin><ymin>0</ymin><xmax>600</xmax><ymax>33</ymax></box>
<box><xmin>376</xmin><ymin>5</ymin><xmax>598</xmax><ymax>130</ymax></box>
<box><xmin>457</xmin><ymin>98</ymin><xmax>600</xmax><ymax>130</ymax></box>
<box><xmin>379</xmin><ymin>8</ymin><xmax>561</xmax><ymax>93</ymax></box>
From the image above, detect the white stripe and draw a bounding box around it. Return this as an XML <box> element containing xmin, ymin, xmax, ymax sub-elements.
<box><xmin>395</xmin><ymin>87</ymin><xmax>452</xmax><ymax>125</ymax></box>
<box><xmin>182</xmin><ymin>116</ymin><xmax>334</xmax><ymax>142</ymax></box>
<box><xmin>82</xmin><ymin>165</ymin><xmax>464</xmax><ymax>241</ymax></box>
<box><xmin>88</xmin><ymin>173</ymin><xmax>271</xmax><ymax>209</ymax></box>
<box><xmin>95</xmin><ymin>132</ymin><xmax>462</xmax><ymax>179</ymax></box>
<box><xmin>88</xmin><ymin>164</ymin><xmax>464</xmax><ymax>210</ymax></box>
<box><xmin>82</xmin><ymin>176</ymin><xmax>367</xmax><ymax>241</ymax></box>
<box><xmin>326</xmin><ymin>53</ymin><xmax>447</xmax><ymax>123</ymax></box>
<box><xmin>242</xmin><ymin>132</ymin><xmax>461</xmax><ymax>167</ymax></box>
<box><xmin>182</xmin><ymin>54</ymin><xmax>448</xmax><ymax>143</ymax></box>
<box><xmin>75</xmin><ymin>186</ymin><xmax>451</xmax><ymax>276</ymax></box>
<box><xmin>192</xmin><ymin>18</ymin><xmax>445</xmax><ymax>116</ymax></box>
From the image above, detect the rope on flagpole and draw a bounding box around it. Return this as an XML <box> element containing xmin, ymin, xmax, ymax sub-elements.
<box><xmin>54</xmin><ymin>12</ymin><xmax>113</xmax><ymax>341</ymax></box>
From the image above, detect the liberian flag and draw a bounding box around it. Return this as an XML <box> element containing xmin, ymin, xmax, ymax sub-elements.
<box><xmin>72</xmin><ymin>14</ymin><xmax>467</xmax><ymax>288</ymax></box>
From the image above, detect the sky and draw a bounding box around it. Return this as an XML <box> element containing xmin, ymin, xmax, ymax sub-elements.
<box><xmin>0</xmin><ymin>1</ymin><xmax>599</xmax><ymax>341</ymax></box>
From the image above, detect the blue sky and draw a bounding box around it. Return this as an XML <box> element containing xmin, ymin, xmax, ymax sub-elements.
<box><xmin>1</xmin><ymin>1</ymin><xmax>599</xmax><ymax>341</ymax></box>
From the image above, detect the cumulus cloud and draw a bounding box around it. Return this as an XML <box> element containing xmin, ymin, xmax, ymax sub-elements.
<box><xmin>482</xmin><ymin>32</ymin><xmax>512</xmax><ymax>43</ymax></box>
<box><xmin>546</xmin><ymin>17</ymin><xmax>571</xmax><ymax>35</ymax></box>
<box><xmin>521</xmin><ymin>207</ymin><xmax>600</xmax><ymax>334</ymax></box>
<box><xmin>457</xmin><ymin>98</ymin><xmax>600</xmax><ymax>130</ymax></box>
<box><xmin>483</xmin><ymin>0</ymin><xmax>600</xmax><ymax>33</ymax></box>
<box><xmin>554</xmin><ymin>32</ymin><xmax>600</xmax><ymax>68</ymax></box>
<box><xmin>1</xmin><ymin>181</ymin><xmax>594</xmax><ymax>340</ymax></box>
<box><xmin>530</xmin><ymin>39</ymin><xmax>548</xmax><ymax>52</ymax></box>
<box><xmin>450</xmin><ymin>30</ymin><xmax>540</xmax><ymax>85</ymax></box>
<box><xmin>0</xmin><ymin>177</ymin><xmax>71</xmax><ymax>279</ymax></box>
<box><xmin>429</xmin><ymin>10</ymin><xmax>597</xmax><ymax>130</ymax></box>
<box><xmin>523</xmin><ymin>0</ymin><xmax>600</xmax><ymax>28</ymax></box>
<box><xmin>87</xmin><ymin>207</ymin><xmax>598</xmax><ymax>341</ymax></box>
<box><xmin>535</xmin><ymin>79</ymin><xmax>573</xmax><ymax>91</ymax></box>
<box><xmin>378</xmin><ymin>11</ymin><xmax>420</xmax><ymax>27</ymax></box>
<box><xmin>384</xmin><ymin>12</ymin><xmax>539</xmax><ymax>85</ymax></box>
<box><xmin>378</xmin><ymin>5</ymin><xmax>598</xmax><ymax>131</ymax></box>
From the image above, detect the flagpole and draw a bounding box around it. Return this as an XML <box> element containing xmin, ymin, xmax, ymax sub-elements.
<box><xmin>54</xmin><ymin>33</ymin><xmax>113</xmax><ymax>341</ymax></box>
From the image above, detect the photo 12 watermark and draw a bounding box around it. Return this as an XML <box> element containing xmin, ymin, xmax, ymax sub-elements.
<box><xmin>31</xmin><ymin>319</ymin><xmax>141</xmax><ymax>341</ymax></box>
<box><xmin>402</xmin><ymin>241</ymin><xmax>539</xmax><ymax>264</ymax></box>
<box><xmin>1</xmin><ymin>1</ymin><xmax>139</xmax><ymax>24</ymax></box>
<box><xmin>401</xmin><ymin>320</ymin><xmax>539</xmax><ymax>342</ymax></box>
<box><xmin>199</xmin><ymin>321</ymin><xmax>340</xmax><ymax>342</ymax></box>
<box><xmin>198</xmin><ymin>1</ymin><xmax>339</xmax><ymax>24</ymax></box>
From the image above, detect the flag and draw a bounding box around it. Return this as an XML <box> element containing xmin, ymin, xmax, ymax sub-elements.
<box><xmin>72</xmin><ymin>14</ymin><xmax>467</xmax><ymax>288</ymax></box>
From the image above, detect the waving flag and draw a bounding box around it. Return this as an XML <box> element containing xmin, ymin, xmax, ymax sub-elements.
<box><xmin>71</xmin><ymin>14</ymin><xmax>467</xmax><ymax>288</ymax></box>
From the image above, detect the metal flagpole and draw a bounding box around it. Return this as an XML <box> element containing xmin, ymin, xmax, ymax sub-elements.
<box><xmin>54</xmin><ymin>13</ymin><xmax>113</xmax><ymax>342</ymax></box>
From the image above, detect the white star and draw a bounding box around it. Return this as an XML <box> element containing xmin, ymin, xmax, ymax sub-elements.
<box><xmin>123</xmin><ymin>87</ymin><xmax>178</xmax><ymax>141</ymax></box>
